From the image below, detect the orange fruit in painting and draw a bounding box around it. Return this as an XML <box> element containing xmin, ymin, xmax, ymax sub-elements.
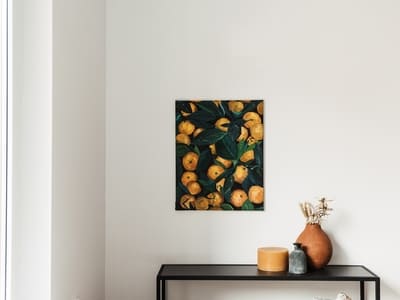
<box><xmin>207</xmin><ymin>164</ymin><xmax>225</xmax><ymax>181</ymax></box>
<box><xmin>240</xmin><ymin>150</ymin><xmax>254</xmax><ymax>163</ymax></box>
<box><xmin>257</xmin><ymin>102</ymin><xmax>264</xmax><ymax>115</ymax></box>
<box><xmin>230</xmin><ymin>189</ymin><xmax>248</xmax><ymax>208</ymax></box>
<box><xmin>250</xmin><ymin>123</ymin><xmax>263</xmax><ymax>141</ymax></box>
<box><xmin>207</xmin><ymin>192</ymin><xmax>224</xmax><ymax>207</ymax></box>
<box><xmin>182</xmin><ymin>152</ymin><xmax>199</xmax><ymax>171</ymax></box>
<box><xmin>233</xmin><ymin>165</ymin><xmax>248</xmax><ymax>184</ymax></box>
<box><xmin>248</xmin><ymin>185</ymin><xmax>264</xmax><ymax>204</ymax></box>
<box><xmin>215</xmin><ymin>117</ymin><xmax>230</xmax><ymax>132</ymax></box>
<box><xmin>178</xmin><ymin>120</ymin><xmax>196</xmax><ymax>135</ymax></box>
<box><xmin>236</xmin><ymin>126</ymin><xmax>248</xmax><ymax>142</ymax></box>
<box><xmin>243</xmin><ymin>112</ymin><xmax>261</xmax><ymax>129</ymax></box>
<box><xmin>176</xmin><ymin>133</ymin><xmax>191</xmax><ymax>145</ymax></box>
<box><xmin>187</xmin><ymin>181</ymin><xmax>202</xmax><ymax>195</ymax></box>
<box><xmin>180</xmin><ymin>194</ymin><xmax>195</xmax><ymax>209</ymax></box>
<box><xmin>216</xmin><ymin>156</ymin><xmax>232</xmax><ymax>168</ymax></box>
<box><xmin>247</xmin><ymin>136</ymin><xmax>257</xmax><ymax>145</ymax></box>
<box><xmin>195</xmin><ymin>197</ymin><xmax>209</xmax><ymax>210</ymax></box>
<box><xmin>193</xmin><ymin>128</ymin><xmax>204</xmax><ymax>138</ymax></box>
<box><xmin>209</xmin><ymin>144</ymin><xmax>217</xmax><ymax>155</ymax></box>
<box><xmin>181</xmin><ymin>171</ymin><xmax>198</xmax><ymax>187</ymax></box>
<box><xmin>216</xmin><ymin>178</ymin><xmax>225</xmax><ymax>192</ymax></box>
<box><xmin>228</xmin><ymin>101</ymin><xmax>244</xmax><ymax>113</ymax></box>
<box><xmin>181</xmin><ymin>102</ymin><xmax>198</xmax><ymax>117</ymax></box>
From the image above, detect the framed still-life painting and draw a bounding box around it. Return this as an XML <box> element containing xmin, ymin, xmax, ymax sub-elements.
<box><xmin>175</xmin><ymin>100</ymin><xmax>264</xmax><ymax>211</ymax></box>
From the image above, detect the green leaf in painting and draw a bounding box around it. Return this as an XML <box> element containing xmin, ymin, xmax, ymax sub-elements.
<box><xmin>177</xmin><ymin>181</ymin><xmax>189</xmax><ymax>195</ymax></box>
<box><xmin>232</xmin><ymin>117</ymin><xmax>245</xmax><ymax>127</ymax></box>
<box><xmin>198</xmin><ymin>178</ymin><xmax>216</xmax><ymax>194</ymax></box>
<box><xmin>236</xmin><ymin>140</ymin><xmax>247</xmax><ymax>160</ymax></box>
<box><xmin>222</xmin><ymin>176</ymin><xmax>234</xmax><ymax>203</ymax></box>
<box><xmin>196</xmin><ymin>101</ymin><xmax>220</xmax><ymax>116</ymax></box>
<box><xmin>228</xmin><ymin>124</ymin><xmax>240</xmax><ymax>142</ymax></box>
<box><xmin>176</xmin><ymin>157</ymin><xmax>183</xmax><ymax>186</ymax></box>
<box><xmin>241</xmin><ymin>101</ymin><xmax>258</xmax><ymax>115</ymax></box>
<box><xmin>187</xmin><ymin>110</ymin><xmax>217</xmax><ymax>125</ymax></box>
<box><xmin>215</xmin><ymin>166</ymin><xmax>234</xmax><ymax>183</ymax></box>
<box><xmin>197</xmin><ymin>149</ymin><xmax>213</xmax><ymax>174</ymax></box>
<box><xmin>242</xmin><ymin>200</ymin><xmax>255</xmax><ymax>210</ymax></box>
<box><xmin>247</xmin><ymin>168</ymin><xmax>263</xmax><ymax>187</ymax></box>
<box><xmin>241</xmin><ymin>167</ymin><xmax>263</xmax><ymax>191</ymax></box>
<box><xmin>221</xmin><ymin>203</ymin><xmax>234</xmax><ymax>210</ymax></box>
<box><xmin>221</xmin><ymin>101</ymin><xmax>233</xmax><ymax>120</ymax></box>
<box><xmin>218</xmin><ymin>102</ymin><xmax>226</xmax><ymax>117</ymax></box>
<box><xmin>215</xmin><ymin>134</ymin><xmax>237</xmax><ymax>160</ymax></box>
<box><xmin>193</xmin><ymin>145</ymin><xmax>201</xmax><ymax>156</ymax></box>
<box><xmin>241</xmin><ymin>175</ymin><xmax>252</xmax><ymax>192</ymax></box>
<box><xmin>192</xmin><ymin>128</ymin><xmax>227</xmax><ymax>146</ymax></box>
<box><xmin>247</xmin><ymin>143</ymin><xmax>257</xmax><ymax>152</ymax></box>
<box><xmin>255</xmin><ymin>141</ymin><xmax>263</xmax><ymax>166</ymax></box>
<box><xmin>176</xmin><ymin>114</ymin><xmax>183</xmax><ymax>124</ymax></box>
<box><xmin>176</xmin><ymin>144</ymin><xmax>192</xmax><ymax>157</ymax></box>
<box><xmin>254</xmin><ymin>166</ymin><xmax>263</xmax><ymax>183</ymax></box>
<box><xmin>175</xmin><ymin>101</ymin><xmax>191</xmax><ymax>114</ymax></box>
<box><xmin>176</xmin><ymin>183</ymin><xmax>186</xmax><ymax>210</ymax></box>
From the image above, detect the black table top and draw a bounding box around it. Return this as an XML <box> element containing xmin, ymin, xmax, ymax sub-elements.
<box><xmin>157</xmin><ymin>264</ymin><xmax>379</xmax><ymax>281</ymax></box>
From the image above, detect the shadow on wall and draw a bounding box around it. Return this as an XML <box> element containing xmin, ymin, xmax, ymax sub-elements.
<box><xmin>327</xmin><ymin>233</ymin><xmax>349</xmax><ymax>264</ymax></box>
<box><xmin>382</xmin><ymin>283</ymin><xmax>400</xmax><ymax>300</ymax></box>
<box><xmin>324</xmin><ymin>208</ymin><xmax>359</xmax><ymax>265</ymax></box>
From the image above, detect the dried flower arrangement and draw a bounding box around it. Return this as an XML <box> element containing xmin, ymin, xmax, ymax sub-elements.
<box><xmin>299</xmin><ymin>197</ymin><xmax>333</xmax><ymax>225</ymax></box>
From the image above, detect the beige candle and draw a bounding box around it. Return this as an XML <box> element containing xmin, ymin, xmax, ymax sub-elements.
<box><xmin>257</xmin><ymin>247</ymin><xmax>289</xmax><ymax>272</ymax></box>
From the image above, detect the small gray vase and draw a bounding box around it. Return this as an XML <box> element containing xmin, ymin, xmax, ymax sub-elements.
<box><xmin>289</xmin><ymin>242</ymin><xmax>307</xmax><ymax>274</ymax></box>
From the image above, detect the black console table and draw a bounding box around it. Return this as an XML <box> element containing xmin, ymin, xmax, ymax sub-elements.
<box><xmin>156</xmin><ymin>264</ymin><xmax>380</xmax><ymax>300</ymax></box>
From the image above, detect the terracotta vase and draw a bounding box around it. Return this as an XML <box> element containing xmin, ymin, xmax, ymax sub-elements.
<box><xmin>296</xmin><ymin>224</ymin><xmax>332</xmax><ymax>270</ymax></box>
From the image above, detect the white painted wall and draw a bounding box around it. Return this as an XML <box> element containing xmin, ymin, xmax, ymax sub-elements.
<box><xmin>106</xmin><ymin>1</ymin><xmax>400</xmax><ymax>300</ymax></box>
<box><xmin>11</xmin><ymin>0</ymin><xmax>52</xmax><ymax>299</ymax></box>
<box><xmin>52</xmin><ymin>0</ymin><xmax>105</xmax><ymax>299</ymax></box>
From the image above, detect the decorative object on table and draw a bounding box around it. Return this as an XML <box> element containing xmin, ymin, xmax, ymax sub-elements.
<box><xmin>288</xmin><ymin>242</ymin><xmax>307</xmax><ymax>274</ymax></box>
<box><xmin>257</xmin><ymin>247</ymin><xmax>288</xmax><ymax>272</ymax></box>
<box><xmin>175</xmin><ymin>100</ymin><xmax>264</xmax><ymax>211</ymax></box>
<box><xmin>296</xmin><ymin>197</ymin><xmax>333</xmax><ymax>269</ymax></box>
<box><xmin>335</xmin><ymin>292</ymin><xmax>352</xmax><ymax>300</ymax></box>
<box><xmin>313</xmin><ymin>292</ymin><xmax>352</xmax><ymax>300</ymax></box>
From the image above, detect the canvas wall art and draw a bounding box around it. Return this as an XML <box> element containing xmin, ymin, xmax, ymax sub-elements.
<box><xmin>175</xmin><ymin>100</ymin><xmax>264</xmax><ymax>211</ymax></box>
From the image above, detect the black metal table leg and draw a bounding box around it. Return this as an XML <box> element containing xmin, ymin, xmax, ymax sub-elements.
<box><xmin>375</xmin><ymin>278</ymin><xmax>380</xmax><ymax>300</ymax></box>
<box><xmin>156</xmin><ymin>277</ymin><xmax>160</xmax><ymax>300</ymax></box>
<box><xmin>162</xmin><ymin>280</ymin><xmax>166</xmax><ymax>300</ymax></box>
<box><xmin>360</xmin><ymin>281</ymin><xmax>365</xmax><ymax>300</ymax></box>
